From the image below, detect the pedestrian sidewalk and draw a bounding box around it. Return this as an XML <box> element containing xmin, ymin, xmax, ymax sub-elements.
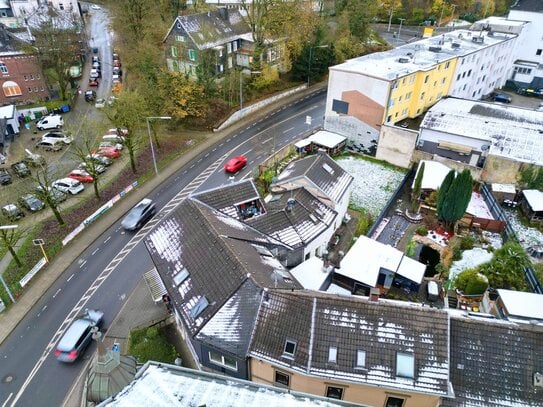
<box><xmin>0</xmin><ymin>82</ymin><xmax>327</xmax><ymax>346</ymax></box>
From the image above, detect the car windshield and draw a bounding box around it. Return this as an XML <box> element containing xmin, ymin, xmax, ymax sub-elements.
<box><xmin>126</xmin><ymin>204</ymin><xmax>147</xmax><ymax>220</ymax></box>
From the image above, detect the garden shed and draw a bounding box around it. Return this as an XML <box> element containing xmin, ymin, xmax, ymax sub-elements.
<box><xmin>520</xmin><ymin>189</ymin><xmax>543</xmax><ymax>223</ymax></box>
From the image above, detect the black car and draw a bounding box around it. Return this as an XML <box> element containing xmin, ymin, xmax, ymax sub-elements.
<box><xmin>18</xmin><ymin>194</ymin><xmax>45</xmax><ymax>212</ymax></box>
<box><xmin>85</xmin><ymin>90</ymin><xmax>96</xmax><ymax>102</ymax></box>
<box><xmin>121</xmin><ymin>198</ymin><xmax>156</xmax><ymax>230</ymax></box>
<box><xmin>0</xmin><ymin>168</ymin><xmax>12</xmax><ymax>185</ymax></box>
<box><xmin>11</xmin><ymin>161</ymin><xmax>30</xmax><ymax>177</ymax></box>
<box><xmin>55</xmin><ymin>309</ymin><xmax>104</xmax><ymax>362</ymax></box>
<box><xmin>35</xmin><ymin>186</ymin><xmax>67</xmax><ymax>204</ymax></box>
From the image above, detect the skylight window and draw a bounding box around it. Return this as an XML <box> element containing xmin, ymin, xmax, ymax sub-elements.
<box><xmin>356</xmin><ymin>350</ymin><xmax>366</xmax><ymax>368</ymax></box>
<box><xmin>173</xmin><ymin>268</ymin><xmax>189</xmax><ymax>286</ymax></box>
<box><xmin>309</xmin><ymin>214</ymin><xmax>319</xmax><ymax>224</ymax></box>
<box><xmin>396</xmin><ymin>352</ymin><xmax>415</xmax><ymax>379</ymax></box>
<box><xmin>283</xmin><ymin>339</ymin><xmax>297</xmax><ymax>358</ymax></box>
<box><xmin>189</xmin><ymin>296</ymin><xmax>209</xmax><ymax>319</ymax></box>
<box><xmin>328</xmin><ymin>346</ymin><xmax>337</xmax><ymax>363</ymax></box>
<box><xmin>322</xmin><ymin>163</ymin><xmax>334</xmax><ymax>175</ymax></box>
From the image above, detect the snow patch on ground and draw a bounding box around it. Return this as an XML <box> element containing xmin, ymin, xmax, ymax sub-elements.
<box><xmin>505</xmin><ymin>209</ymin><xmax>543</xmax><ymax>249</ymax></box>
<box><xmin>336</xmin><ymin>157</ymin><xmax>406</xmax><ymax>217</ymax></box>
<box><xmin>449</xmin><ymin>248</ymin><xmax>493</xmax><ymax>280</ymax></box>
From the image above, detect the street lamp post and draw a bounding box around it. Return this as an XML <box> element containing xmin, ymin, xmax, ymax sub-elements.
<box><xmin>450</xmin><ymin>4</ymin><xmax>457</xmax><ymax>31</ymax></box>
<box><xmin>145</xmin><ymin>116</ymin><xmax>172</xmax><ymax>176</ymax></box>
<box><xmin>387</xmin><ymin>6</ymin><xmax>394</xmax><ymax>32</ymax></box>
<box><xmin>397</xmin><ymin>18</ymin><xmax>406</xmax><ymax>45</ymax></box>
<box><xmin>0</xmin><ymin>225</ymin><xmax>18</xmax><ymax>303</ymax></box>
<box><xmin>307</xmin><ymin>44</ymin><xmax>329</xmax><ymax>88</ymax></box>
<box><xmin>438</xmin><ymin>2</ymin><xmax>446</xmax><ymax>27</ymax></box>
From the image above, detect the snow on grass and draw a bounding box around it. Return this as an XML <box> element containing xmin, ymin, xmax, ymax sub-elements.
<box><xmin>336</xmin><ymin>156</ymin><xmax>407</xmax><ymax>217</ymax></box>
<box><xmin>449</xmin><ymin>248</ymin><xmax>493</xmax><ymax>281</ymax></box>
<box><xmin>505</xmin><ymin>209</ymin><xmax>543</xmax><ymax>249</ymax></box>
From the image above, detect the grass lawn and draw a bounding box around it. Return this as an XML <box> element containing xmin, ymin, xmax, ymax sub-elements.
<box><xmin>128</xmin><ymin>325</ymin><xmax>177</xmax><ymax>364</ymax></box>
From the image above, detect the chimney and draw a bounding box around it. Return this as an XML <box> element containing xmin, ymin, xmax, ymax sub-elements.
<box><xmin>286</xmin><ymin>197</ymin><xmax>296</xmax><ymax>212</ymax></box>
<box><xmin>219</xmin><ymin>8</ymin><xmax>228</xmax><ymax>20</ymax></box>
<box><xmin>369</xmin><ymin>287</ymin><xmax>380</xmax><ymax>302</ymax></box>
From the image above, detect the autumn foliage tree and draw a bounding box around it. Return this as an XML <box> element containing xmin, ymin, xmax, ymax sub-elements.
<box><xmin>157</xmin><ymin>71</ymin><xmax>206</xmax><ymax>122</ymax></box>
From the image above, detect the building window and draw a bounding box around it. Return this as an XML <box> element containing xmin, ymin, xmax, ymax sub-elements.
<box><xmin>420</xmin><ymin>92</ymin><xmax>425</xmax><ymax>101</ymax></box>
<box><xmin>227</xmin><ymin>43</ymin><xmax>232</xmax><ymax>54</ymax></box>
<box><xmin>283</xmin><ymin>339</ymin><xmax>297</xmax><ymax>358</ymax></box>
<box><xmin>387</xmin><ymin>115</ymin><xmax>392</xmax><ymax>122</ymax></box>
<box><xmin>2</xmin><ymin>81</ymin><xmax>21</xmax><ymax>97</ymax></box>
<box><xmin>36</xmin><ymin>73</ymin><xmax>40</xmax><ymax>79</ymax></box>
<box><xmin>467</xmin><ymin>69</ymin><xmax>472</xmax><ymax>77</ymax></box>
<box><xmin>396</xmin><ymin>352</ymin><xmax>414</xmax><ymax>379</ymax></box>
<box><xmin>28</xmin><ymin>87</ymin><xmax>32</xmax><ymax>93</ymax></box>
<box><xmin>170</xmin><ymin>46</ymin><xmax>178</xmax><ymax>57</ymax></box>
<box><xmin>409</xmin><ymin>75</ymin><xmax>415</xmax><ymax>84</ymax></box>
<box><xmin>456</xmin><ymin>74</ymin><xmax>460</xmax><ymax>80</ymax></box>
<box><xmin>537</xmin><ymin>49</ymin><xmax>542</xmax><ymax>56</ymax></box>
<box><xmin>0</xmin><ymin>63</ymin><xmax>8</xmax><ymax>74</ymax></box>
<box><xmin>385</xmin><ymin>396</ymin><xmax>406</xmax><ymax>407</ymax></box>
<box><xmin>59</xmin><ymin>2</ymin><xmax>64</xmax><ymax>10</ymax></box>
<box><xmin>441</xmin><ymin>77</ymin><xmax>446</xmax><ymax>84</ymax></box>
<box><xmin>445</xmin><ymin>61</ymin><xmax>450</xmax><ymax>69</ymax></box>
<box><xmin>405</xmin><ymin>92</ymin><xmax>411</xmax><ymax>100</ymax></box>
<box><xmin>30</xmin><ymin>74</ymin><xmax>34</xmax><ymax>80</ymax></box>
<box><xmin>424</xmin><ymin>75</ymin><xmax>429</xmax><ymax>84</ymax></box>
<box><xmin>208</xmin><ymin>351</ymin><xmax>238</xmax><ymax>371</ymax></box>
<box><xmin>175</xmin><ymin>35</ymin><xmax>186</xmax><ymax>42</ymax></box>
<box><xmin>326</xmin><ymin>386</ymin><xmax>344</xmax><ymax>400</ymax></box>
<box><xmin>355</xmin><ymin>350</ymin><xmax>366</xmax><ymax>368</ymax></box>
<box><xmin>328</xmin><ymin>346</ymin><xmax>337</xmax><ymax>363</ymax></box>
<box><xmin>188</xmin><ymin>49</ymin><xmax>197</xmax><ymax>61</ymax></box>
<box><xmin>23</xmin><ymin>75</ymin><xmax>28</xmax><ymax>81</ymax></box>
<box><xmin>274</xmin><ymin>371</ymin><xmax>290</xmax><ymax>388</ymax></box>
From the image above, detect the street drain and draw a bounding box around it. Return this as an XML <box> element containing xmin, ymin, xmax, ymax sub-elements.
<box><xmin>2</xmin><ymin>374</ymin><xmax>15</xmax><ymax>383</ymax></box>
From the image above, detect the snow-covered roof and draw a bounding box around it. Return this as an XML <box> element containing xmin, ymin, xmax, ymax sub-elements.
<box><xmin>497</xmin><ymin>289</ymin><xmax>543</xmax><ymax>321</ymax></box>
<box><xmin>289</xmin><ymin>256</ymin><xmax>332</xmax><ymax>290</ymax></box>
<box><xmin>466</xmin><ymin>191</ymin><xmax>494</xmax><ymax>219</ymax></box>
<box><xmin>336</xmin><ymin>236</ymin><xmax>425</xmax><ymax>286</ymax></box>
<box><xmin>491</xmin><ymin>183</ymin><xmax>516</xmax><ymax>194</ymax></box>
<box><xmin>522</xmin><ymin>189</ymin><xmax>543</xmax><ymax>211</ymax></box>
<box><xmin>412</xmin><ymin>160</ymin><xmax>452</xmax><ymax>190</ymax></box>
<box><xmin>107</xmin><ymin>362</ymin><xmax>352</xmax><ymax>406</ymax></box>
<box><xmin>325</xmin><ymin>283</ymin><xmax>351</xmax><ymax>296</ymax></box>
<box><xmin>330</xmin><ymin>29</ymin><xmax>516</xmax><ymax>81</ymax></box>
<box><xmin>0</xmin><ymin>104</ymin><xmax>15</xmax><ymax>119</ymax></box>
<box><xmin>294</xmin><ymin>130</ymin><xmax>347</xmax><ymax>149</ymax></box>
<box><xmin>420</xmin><ymin>98</ymin><xmax>543</xmax><ymax>165</ymax></box>
<box><xmin>396</xmin><ymin>256</ymin><xmax>426</xmax><ymax>284</ymax></box>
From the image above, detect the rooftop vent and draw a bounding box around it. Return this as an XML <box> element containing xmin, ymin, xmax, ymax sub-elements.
<box><xmin>398</xmin><ymin>57</ymin><xmax>410</xmax><ymax>63</ymax></box>
<box><xmin>458</xmin><ymin>33</ymin><xmax>463</xmax><ymax>39</ymax></box>
<box><xmin>286</xmin><ymin>198</ymin><xmax>296</xmax><ymax>212</ymax></box>
<box><xmin>534</xmin><ymin>372</ymin><xmax>543</xmax><ymax>388</ymax></box>
<box><xmin>488</xmin><ymin>31</ymin><xmax>494</xmax><ymax>37</ymax></box>
<box><xmin>451</xmin><ymin>42</ymin><xmax>460</xmax><ymax>48</ymax></box>
<box><xmin>472</xmin><ymin>36</ymin><xmax>484</xmax><ymax>43</ymax></box>
<box><xmin>369</xmin><ymin>287</ymin><xmax>380</xmax><ymax>302</ymax></box>
<box><xmin>429</xmin><ymin>46</ymin><xmax>442</xmax><ymax>52</ymax></box>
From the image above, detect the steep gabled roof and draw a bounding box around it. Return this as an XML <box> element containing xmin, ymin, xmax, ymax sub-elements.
<box><xmin>274</xmin><ymin>153</ymin><xmax>353</xmax><ymax>204</ymax></box>
<box><xmin>443</xmin><ymin>315</ymin><xmax>543</xmax><ymax>407</ymax></box>
<box><xmin>248</xmin><ymin>188</ymin><xmax>337</xmax><ymax>248</ymax></box>
<box><xmin>167</xmin><ymin>9</ymin><xmax>250</xmax><ymax>50</ymax></box>
<box><xmin>249</xmin><ymin>291</ymin><xmax>451</xmax><ymax>396</ymax></box>
<box><xmin>192</xmin><ymin>179</ymin><xmax>259</xmax><ymax>220</ymax></box>
<box><xmin>144</xmin><ymin>198</ymin><xmax>301</xmax><ymax>337</ymax></box>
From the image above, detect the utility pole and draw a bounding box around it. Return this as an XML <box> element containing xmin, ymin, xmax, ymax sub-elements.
<box><xmin>397</xmin><ymin>18</ymin><xmax>406</xmax><ymax>46</ymax></box>
<box><xmin>387</xmin><ymin>5</ymin><xmax>394</xmax><ymax>32</ymax></box>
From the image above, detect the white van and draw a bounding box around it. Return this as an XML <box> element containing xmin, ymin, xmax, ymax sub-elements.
<box><xmin>37</xmin><ymin>115</ymin><xmax>63</xmax><ymax>130</ymax></box>
<box><xmin>427</xmin><ymin>281</ymin><xmax>439</xmax><ymax>302</ymax></box>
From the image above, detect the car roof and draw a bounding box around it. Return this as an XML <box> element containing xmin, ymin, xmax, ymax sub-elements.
<box><xmin>56</xmin><ymin>177</ymin><xmax>77</xmax><ymax>184</ymax></box>
<box><xmin>57</xmin><ymin>319</ymin><xmax>92</xmax><ymax>351</ymax></box>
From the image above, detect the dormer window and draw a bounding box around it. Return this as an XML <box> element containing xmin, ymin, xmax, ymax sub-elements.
<box><xmin>283</xmin><ymin>339</ymin><xmax>296</xmax><ymax>358</ymax></box>
<box><xmin>396</xmin><ymin>352</ymin><xmax>414</xmax><ymax>379</ymax></box>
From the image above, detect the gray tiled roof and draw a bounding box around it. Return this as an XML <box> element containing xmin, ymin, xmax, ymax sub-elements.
<box><xmin>192</xmin><ymin>179</ymin><xmax>260</xmax><ymax>220</ymax></box>
<box><xmin>250</xmin><ymin>291</ymin><xmax>451</xmax><ymax>396</ymax></box>
<box><xmin>248</xmin><ymin>188</ymin><xmax>337</xmax><ymax>248</ymax></box>
<box><xmin>174</xmin><ymin>10</ymin><xmax>250</xmax><ymax>50</ymax></box>
<box><xmin>196</xmin><ymin>279</ymin><xmax>262</xmax><ymax>357</ymax></box>
<box><xmin>442</xmin><ymin>316</ymin><xmax>543</xmax><ymax>407</ymax></box>
<box><xmin>510</xmin><ymin>0</ymin><xmax>543</xmax><ymax>12</ymax></box>
<box><xmin>274</xmin><ymin>153</ymin><xmax>353</xmax><ymax>204</ymax></box>
<box><xmin>145</xmin><ymin>198</ymin><xmax>300</xmax><ymax>337</ymax></box>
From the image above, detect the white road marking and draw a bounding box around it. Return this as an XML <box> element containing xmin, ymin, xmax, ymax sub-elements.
<box><xmin>241</xmin><ymin>149</ymin><xmax>252</xmax><ymax>156</ymax></box>
<box><xmin>283</xmin><ymin>127</ymin><xmax>295</xmax><ymax>133</ymax></box>
<box><xmin>2</xmin><ymin>392</ymin><xmax>13</xmax><ymax>407</ymax></box>
<box><xmin>79</xmin><ymin>260</ymin><xmax>87</xmax><ymax>268</ymax></box>
<box><xmin>52</xmin><ymin>289</ymin><xmax>61</xmax><ymax>299</ymax></box>
<box><xmin>104</xmin><ymin>236</ymin><xmax>111</xmax><ymax>243</ymax></box>
<box><xmin>92</xmin><ymin>248</ymin><xmax>100</xmax><ymax>255</ymax></box>
<box><xmin>261</xmin><ymin>137</ymin><xmax>273</xmax><ymax>144</ymax></box>
<box><xmin>67</xmin><ymin>273</ymin><xmax>74</xmax><ymax>282</ymax></box>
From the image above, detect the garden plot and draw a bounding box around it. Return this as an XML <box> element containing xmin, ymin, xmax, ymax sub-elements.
<box><xmin>336</xmin><ymin>156</ymin><xmax>406</xmax><ymax>217</ymax></box>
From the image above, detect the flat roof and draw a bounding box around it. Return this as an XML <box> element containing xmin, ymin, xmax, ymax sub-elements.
<box><xmin>336</xmin><ymin>236</ymin><xmax>424</xmax><ymax>286</ymax></box>
<box><xmin>497</xmin><ymin>289</ymin><xmax>543</xmax><ymax>320</ymax></box>
<box><xmin>421</xmin><ymin>98</ymin><xmax>543</xmax><ymax>165</ymax></box>
<box><xmin>413</xmin><ymin>160</ymin><xmax>452</xmax><ymax>190</ymax></box>
<box><xmin>289</xmin><ymin>256</ymin><xmax>332</xmax><ymax>290</ymax></box>
<box><xmin>330</xmin><ymin>29</ymin><xmax>516</xmax><ymax>80</ymax></box>
<box><xmin>106</xmin><ymin>362</ymin><xmax>358</xmax><ymax>406</ymax></box>
<box><xmin>295</xmin><ymin>131</ymin><xmax>346</xmax><ymax>149</ymax></box>
<box><xmin>522</xmin><ymin>190</ymin><xmax>543</xmax><ymax>211</ymax></box>
<box><xmin>491</xmin><ymin>183</ymin><xmax>516</xmax><ymax>194</ymax></box>
<box><xmin>466</xmin><ymin>191</ymin><xmax>494</xmax><ymax>219</ymax></box>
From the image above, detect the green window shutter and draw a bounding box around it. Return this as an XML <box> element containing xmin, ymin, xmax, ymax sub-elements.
<box><xmin>188</xmin><ymin>49</ymin><xmax>197</xmax><ymax>61</ymax></box>
<box><xmin>171</xmin><ymin>46</ymin><xmax>178</xmax><ymax>57</ymax></box>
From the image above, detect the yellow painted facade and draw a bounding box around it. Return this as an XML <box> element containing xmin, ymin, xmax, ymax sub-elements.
<box><xmin>250</xmin><ymin>358</ymin><xmax>443</xmax><ymax>407</ymax></box>
<box><xmin>384</xmin><ymin>58</ymin><xmax>458</xmax><ymax>124</ymax></box>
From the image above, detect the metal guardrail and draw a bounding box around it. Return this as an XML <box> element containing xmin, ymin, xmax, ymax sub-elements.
<box><xmin>480</xmin><ymin>184</ymin><xmax>543</xmax><ymax>294</ymax></box>
<box><xmin>366</xmin><ymin>168</ymin><xmax>414</xmax><ymax>238</ymax></box>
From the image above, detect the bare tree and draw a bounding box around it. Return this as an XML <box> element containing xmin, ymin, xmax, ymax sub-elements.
<box><xmin>0</xmin><ymin>226</ymin><xmax>25</xmax><ymax>267</ymax></box>
<box><xmin>70</xmin><ymin>136</ymin><xmax>104</xmax><ymax>200</ymax></box>
<box><xmin>32</xmin><ymin>163</ymin><xmax>65</xmax><ymax>226</ymax></box>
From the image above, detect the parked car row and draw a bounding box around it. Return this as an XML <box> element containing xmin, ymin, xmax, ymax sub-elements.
<box><xmin>35</xmin><ymin>130</ymin><xmax>73</xmax><ymax>152</ymax></box>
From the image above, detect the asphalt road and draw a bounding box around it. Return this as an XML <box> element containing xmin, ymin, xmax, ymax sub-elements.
<box><xmin>0</xmin><ymin>87</ymin><xmax>327</xmax><ymax>406</ymax></box>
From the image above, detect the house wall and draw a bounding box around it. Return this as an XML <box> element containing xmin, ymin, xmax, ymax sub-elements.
<box><xmin>198</xmin><ymin>342</ymin><xmax>249</xmax><ymax>380</ymax></box>
<box><xmin>303</xmin><ymin>221</ymin><xmax>336</xmax><ymax>262</ymax></box>
<box><xmin>418</xmin><ymin>128</ymin><xmax>490</xmax><ymax>152</ymax></box>
<box><xmin>0</xmin><ymin>54</ymin><xmax>50</xmax><ymax>105</ymax></box>
<box><xmin>411</xmin><ymin>150</ymin><xmax>483</xmax><ymax>182</ymax></box>
<box><xmin>250</xmin><ymin>358</ymin><xmax>441</xmax><ymax>407</ymax></box>
<box><xmin>481</xmin><ymin>154</ymin><xmax>521</xmax><ymax>184</ymax></box>
<box><xmin>507</xmin><ymin>10</ymin><xmax>543</xmax><ymax>69</ymax></box>
<box><xmin>376</xmin><ymin>124</ymin><xmax>418</xmax><ymax>168</ymax></box>
<box><xmin>324</xmin><ymin>115</ymin><xmax>379</xmax><ymax>156</ymax></box>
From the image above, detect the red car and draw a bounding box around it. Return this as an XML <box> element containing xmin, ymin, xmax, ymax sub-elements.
<box><xmin>88</xmin><ymin>78</ymin><xmax>99</xmax><ymax>87</ymax></box>
<box><xmin>68</xmin><ymin>170</ymin><xmax>94</xmax><ymax>183</ymax></box>
<box><xmin>224</xmin><ymin>155</ymin><xmax>247</xmax><ymax>173</ymax></box>
<box><xmin>92</xmin><ymin>147</ymin><xmax>121</xmax><ymax>159</ymax></box>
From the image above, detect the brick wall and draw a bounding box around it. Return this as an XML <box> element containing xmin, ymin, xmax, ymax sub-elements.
<box><xmin>0</xmin><ymin>54</ymin><xmax>50</xmax><ymax>105</ymax></box>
